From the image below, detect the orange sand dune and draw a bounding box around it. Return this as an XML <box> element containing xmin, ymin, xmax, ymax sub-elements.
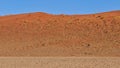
<box><xmin>0</xmin><ymin>11</ymin><xmax>120</xmax><ymax>57</ymax></box>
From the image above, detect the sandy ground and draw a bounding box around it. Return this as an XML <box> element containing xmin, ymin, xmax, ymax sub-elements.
<box><xmin>0</xmin><ymin>11</ymin><xmax>120</xmax><ymax>56</ymax></box>
<box><xmin>0</xmin><ymin>57</ymin><xmax>120</xmax><ymax>68</ymax></box>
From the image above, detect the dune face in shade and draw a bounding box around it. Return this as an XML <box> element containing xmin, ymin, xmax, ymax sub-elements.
<box><xmin>0</xmin><ymin>11</ymin><xmax>120</xmax><ymax>57</ymax></box>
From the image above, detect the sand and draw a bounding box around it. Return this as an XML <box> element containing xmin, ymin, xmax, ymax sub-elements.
<box><xmin>0</xmin><ymin>57</ymin><xmax>120</xmax><ymax>68</ymax></box>
<box><xmin>0</xmin><ymin>11</ymin><xmax>120</xmax><ymax>57</ymax></box>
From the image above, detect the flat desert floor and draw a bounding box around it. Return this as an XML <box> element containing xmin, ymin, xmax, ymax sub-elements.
<box><xmin>0</xmin><ymin>57</ymin><xmax>120</xmax><ymax>68</ymax></box>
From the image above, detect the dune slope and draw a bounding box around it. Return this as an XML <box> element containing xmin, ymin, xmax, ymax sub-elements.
<box><xmin>0</xmin><ymin>11</ymin><xmax>120</xmax><ymax>57</ymax></box>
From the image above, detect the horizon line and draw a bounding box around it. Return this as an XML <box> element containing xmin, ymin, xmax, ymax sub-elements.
<box><xmin>0</xmin><ymin>10</ymin><xmax>120</xmax><ymax>16</ymax></box>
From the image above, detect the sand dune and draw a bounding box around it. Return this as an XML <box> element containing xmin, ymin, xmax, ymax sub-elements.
<box><xmin>0</xmin><ymin>11</ymin><xmax>120</xmax><ymax>57</ymax></box>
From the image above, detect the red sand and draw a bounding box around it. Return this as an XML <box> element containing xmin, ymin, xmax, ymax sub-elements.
<box><xmin>0</xmin><ymin>11</ymin><xmax>120</xmax><ymax>57</ymax></box>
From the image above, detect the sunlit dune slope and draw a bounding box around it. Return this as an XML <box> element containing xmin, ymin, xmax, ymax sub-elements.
<box><xmin>0</xmin><ymin>11</ymin><xmax>120</xmax><ymax>56</ymax></box>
